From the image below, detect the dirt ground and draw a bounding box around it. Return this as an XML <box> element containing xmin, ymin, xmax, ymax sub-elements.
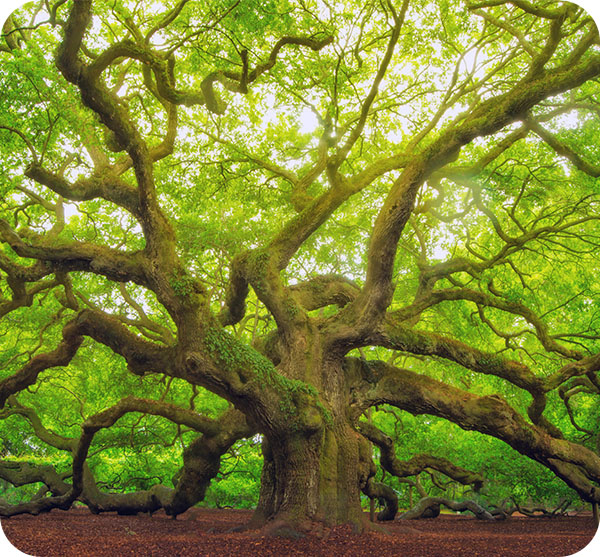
<box><xmin>2</xmin><ymin>507</ymin><xmax>598</xmax><ymax>557</ymax></box>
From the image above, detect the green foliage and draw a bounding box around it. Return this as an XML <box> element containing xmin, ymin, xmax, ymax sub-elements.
<box><xmin>371</xmin><ymin>409</ymin><xmax>579</xmax><ymax>509</ymax></box>
<box><xmin>202</xmin><ymin>438</ymin><xmax>263</xmax><ymax>509</ymax></box>
<box><xmin>169</xmin><ymin>271</ymin><xmax>196</xmax><ymax>297</ymax></box>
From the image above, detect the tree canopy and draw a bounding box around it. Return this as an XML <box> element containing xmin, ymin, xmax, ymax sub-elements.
<box><xmin>1</xmin><ymin>0</ymin><xmax>600</xmax><ymax>533</ymax></box>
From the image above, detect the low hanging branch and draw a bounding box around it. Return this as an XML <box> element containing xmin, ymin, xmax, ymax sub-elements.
<box><xmin>362</xmin><ymin>477</ymin><xmax>399</xmax><ymax>521</ymax></box>
<box><xmin>490</xmin><ymin>497</ymin><xmax>572</xmax><ymax>519</ymax></box>
<box><xmin>399</xmin><ymin>496</ymin><xmax>495</xmax><ymax>520</ymax></box>
<box><xmin>356</xmin><ymin>421</ymin><xmax>484</xmax><ymax>521</ymax></box>
<box><xmin>399</xmin><ymin>496</ymin><xmax>572</xmax><ymax>521</ymax></box>
<box><xmin>0</xmin><ymin>308</ymin><xmax>177</xmax><ymax>409</ymax></box>
<box><xmin>359</xmin><ymin>421</ymin><xmax>484</xmax><ymax>491</ymax></box>
<box><xmin>0</xmin><ymin>320</ymin><xmax>84</xmax><ymax>409</ymax></box>
<box><xmin>348</xmin><ymin>357</ymin><xmax>600</xmax><ymax>507</ymax></box>
<box><xmin>0</xmin><ymin>398</ymin><xmax>252</xmax><ymax>518</ymax></box>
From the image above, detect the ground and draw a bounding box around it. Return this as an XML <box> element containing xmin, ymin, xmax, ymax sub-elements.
<box><xmin>1</xmin><ymin>508</ymin><xmax>597</xmax><ymax>556</ymax></box>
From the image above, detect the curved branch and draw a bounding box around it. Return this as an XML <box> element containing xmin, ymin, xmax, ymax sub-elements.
<box><xmin>0</xmin><ymin>398</ymin><xmax>75</xmax><ymax>451</ymax></box>
<box><xmin>0</xmin><ymin>125</ymin><xmax>38</xmax><ymax>163</ymax></box>
<box><xmin>404</xmin><ymin>287</ymin><xmax>582</xmax><ymax>360</ymax></box>
<box><xmin>376</xmin><ymin>322</ymin><xmax>544</xmax><ymax>393</ymax></box>
<box><xmin>362</xmin><ymin>477</ymin><xmax>398</xmax><ymax>521</ymax></box>
<box><xmin>0</xmin><ymin>219</ymin><xmax>149</xmax><ymax>286</ymax></box>
<box><xmin>359</xmin><ymin>421</ymin><xmax>484</xmax><ymax>490</ymax></box>
<box><xmin>528</xmin><ymin>119</ymin><xmax>600</xmax><ymax>177</ymax></box>
<box><xmin>86</xmin><ymin>34</ymin><xmax>333</xmax><ymax>115</ymax></box>
<box><xmin>351</xmin><ymin>358</ymin><xmax>600</xmax><ymax>504</ymax></box>
<box><xmin>467</xmin><ymin>0</ymin><xmax>569</xmax><ymax>20</ymax></box>
<box><xmin>0</xmin><ymin>275</ymin><xmax>59</xmax><ymax>318</ymax></box>
<box><xmin>73</xmin><ymin>309</ymin><xmax>176</xmax><ymax>376</ymax></box>
<box><xmin>290</xmin><ymin>274</ymin><xmax>360</xmax><ymax>311</ymax></box>
<box><xmin>0</xmin><ymin>461</ymin><xmax>74</xmax><ymax>517</ymax></box>
<box><xmin>25</xmin><ymin>163</ymin><xmax>142</xmax><ymax>217</ymax></box>
<box><xmin>0</xmin><ymin>394</ymin><xmax>252</xmax><ymax>518</ymax></box>
<box><xmin>0</xmin><ymin>319</ymin><xmax>83</xmax><ymax>408</ymax></box>
<box><xmin>399</xmin><ymin>496</ymin><xmax>495</xmax><ymax>520</ymax></box>
<box><xmin>0</xmin><ymin>460</ymin><xmax>70</xmax><ymax>498</ymax></box>
<box><xmin>0</xmin><ymin>308</ymin><xmax>174</xmax><ymax>408</ymax></box>
<box><xmin>78</xmin><ymin>404</ymin><xmax>251</xmax><ymax>517</ymax></box>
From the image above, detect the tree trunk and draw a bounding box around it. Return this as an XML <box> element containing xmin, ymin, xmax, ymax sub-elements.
<box><xmin>241</xmin><ymin>335</ymin><xmax>376</xmax><ymax>534</ymax></box>
<box><xmin>249</xmin><ymin>419</ymin><xmax>370</xmax><ymax>534</ymax></box>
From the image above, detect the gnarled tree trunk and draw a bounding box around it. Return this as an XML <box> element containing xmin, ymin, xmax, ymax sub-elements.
<box><xmin>245</xmin><ymin>353</ymin><xmax>372</xmax><ymax>533</ymax></box>
<box><xmin>251</xmin><ymin>423</ymin><xmax>367</xmax><ymax>533</ymax></box>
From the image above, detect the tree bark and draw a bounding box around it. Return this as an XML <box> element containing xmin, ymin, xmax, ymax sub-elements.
<box><xmin>250</xmin><ymin>419</ymin><xmax>369</xmax><ymax>534</ymax></box>
<box><xmin>234</xmin><ymin>345</ymin><xmax>375</xmax><ymax>533</ymax></box>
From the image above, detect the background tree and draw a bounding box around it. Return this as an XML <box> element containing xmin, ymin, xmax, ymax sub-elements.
<box><xmin>1</xmin><ymin>0</ymin><xmax>600</xmax><ymax>534</ymax></box>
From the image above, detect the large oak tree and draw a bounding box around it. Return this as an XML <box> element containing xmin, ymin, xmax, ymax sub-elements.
<box><xmin>1</xmin><ymin>0</ymin><xmax>600</xmax><ymax>534</ymax></box>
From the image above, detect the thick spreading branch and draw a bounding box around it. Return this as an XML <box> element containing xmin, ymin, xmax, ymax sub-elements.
<box><xmin>0</xmin><ymin>219</ymin><xmax>150</xmax><ymax>286</ymax></box>
<box><xmin>349</xmin><ymin>358</ymin><xmax>600</xmax><ymax>504</ymax></box>
<box><xmin>359</xmin><ymin>422</ymin><xmax>484</xmax><ymax>490</ymax></box>
<box><xmin>528</xmin><ymin>119</ymin><xmax>600</xmax><ymax>177</ymax></box>
<box><xmin>0</xmin><ymin>308</ymin><xmax>174</xmax><ymax>408</ymax></box>
<box><xmin>0</xmin><ymin>397</ymin><xmax>252</xmax><ymax>517</ymax></box>
<box><xmin>0</xmin><ymin>319</ymin><xmax>83</xmax><ymax>408</ymax></box>
<box><xmin>399</xmin><ymin>496</ymin><xmax>495</xmax><ymax>520</ymax></box>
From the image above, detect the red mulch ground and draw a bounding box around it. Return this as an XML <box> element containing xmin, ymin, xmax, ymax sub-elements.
<box><xmin>2</xmin><ymin>508</ymin><xmax>598</xmax><ymax>557</ymax></box>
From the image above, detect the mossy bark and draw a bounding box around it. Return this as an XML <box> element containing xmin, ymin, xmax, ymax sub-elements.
<box><xmin>247</xmin><ymin>352</ymin><xmax>370</xmax><ymax>534</ymax></box>
<box><xmin>250</xmin><ymin>419</ymin><xmax>368</xmax><ymax>534</ymax></box>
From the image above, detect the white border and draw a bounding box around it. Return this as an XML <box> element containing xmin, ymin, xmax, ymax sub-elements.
<box><xmin>1</xmin><ymin>0</ymin><xmax>599</xmax><ymax>556</ymax></box>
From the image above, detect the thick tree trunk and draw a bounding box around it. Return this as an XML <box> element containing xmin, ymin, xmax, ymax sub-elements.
<box><xmin>249</xmin><ymin>419</ymin><xmax>369</xmax><ymax>534</ymax></box>
<box><xmin>240</xmin><ymin>334</ymin><xmax>376</xmax><ymax>534</ymax></box>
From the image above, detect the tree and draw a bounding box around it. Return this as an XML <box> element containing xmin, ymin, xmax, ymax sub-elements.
<box><xmin>1</xmin><ymin>0</ymin><xmax>600</xmax><ymax>535</ymax></box>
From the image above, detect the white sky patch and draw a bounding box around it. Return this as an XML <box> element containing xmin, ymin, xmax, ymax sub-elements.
<box><xmin>460</xmin><ymin>48</ymin><xmax>485</xmax><ymax>80</ymax></box>
<box><xmin>152</xmin><ymin>30</ymin><xmax>169</xmax><ymax>48</ymax></box>
<box><xmin>428</xmin><ymin>222</ymin><xmax>455</xmax><ymax>261</ymax></box>
<box><xmin>129</xmin><ymin>221</ymin><xmax>143</xmax><ymax>236</ymax></box>
<box><xmin>63</xmin><ymin>202</ymin><xmax>80</xmax><ymax>221</ymax></box>
<box><xmin>262</xmin><ymin>92</ymin><xmax>278</xmax><ymax>126</ymax></box>
<box><xmin>116</xmin><ymin>82</ymin><xmax>130</xmax><ymax>97</ymax></box>
<box><xmin>298</xmin><ymin>107</ymin><xmax>318</xmax><ymax>134</ymax></box>
<box><xmin>90</xmin><ymin>15</ymin><xmax>102</xmax><ymax>35</ymax></box>
<box><xmin>552</xmin><ymin>111</ymin><xmax>580</xmax><ymax>130</ymax></box>
<box><xmin>386</xmin><ymin>129</ymin><xmax>404</xmax><ymax>143</ymax></box>
<box><xmin>431</xmin><ymin>242</ymin><xmax>450</xmax><ymax>260</ymax></box>
<box><xmin>557</xmin><ymin>156</ymin><xmax>572</xmax><ymax>177</ymax></box>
